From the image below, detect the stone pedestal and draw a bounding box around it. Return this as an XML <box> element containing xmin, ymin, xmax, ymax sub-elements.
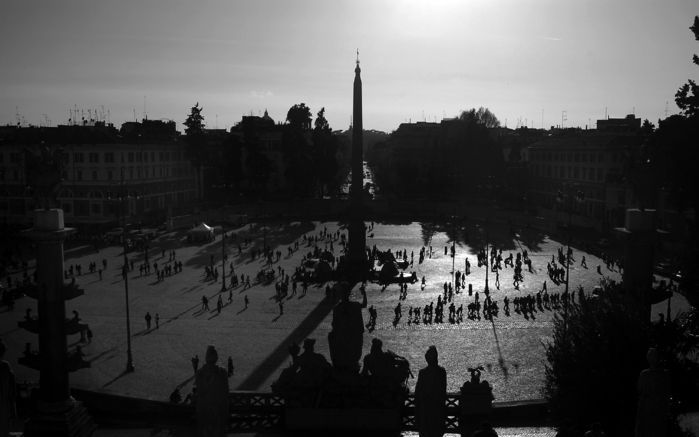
<box><xmin>22</xmin><ymin>209</ymin><xmax>96</xmax><ymax>437</ymax></box>
<box><xmin>614</xmin><ymin>209</ymin><xmax>663</xmax><ymax>321</ymax></box>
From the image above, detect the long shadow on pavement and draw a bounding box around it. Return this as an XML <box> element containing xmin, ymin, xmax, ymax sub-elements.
<box><xmin>235</xmin><ymin>293</ymin><xmax>339</xmax><ymax>390</ymax></box>
<box><xmin>102</xmin><ymin>369</ymin><xmax>131</xmax><ymax>388</ymax></box>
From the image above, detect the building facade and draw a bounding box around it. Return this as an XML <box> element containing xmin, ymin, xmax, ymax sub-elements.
<box><xmin>0</xmin><ymin>120</ymin><xmax>196</xmax><ymax>227</ymax></box>
<box><xmin>527</xmin><ymin>130</ymin><xmax>644</xmax><ymax>230</ymax></box>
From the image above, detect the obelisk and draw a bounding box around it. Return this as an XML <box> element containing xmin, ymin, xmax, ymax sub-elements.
<box><xmin>347</xmin><ymin>51</ymin><xmax>367</xmax><ymax>280</ymax></box>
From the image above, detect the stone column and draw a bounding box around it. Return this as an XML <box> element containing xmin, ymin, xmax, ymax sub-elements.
<box><xmin>614</xmin><ymin>208</ymin><xmax>660</xmax><ymax>321</ymax></box>
<box><xmin>23</xmin><ymin>209</ymin><xmax>95</xmax><ymax>437</ymax></box>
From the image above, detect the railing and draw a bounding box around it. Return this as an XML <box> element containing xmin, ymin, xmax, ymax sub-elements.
<box><xmin>228</xmin><ymin>391</ymin><xmax>465</xmax><ymax>432</ymax></box>
<box><xmin>228</xmin><ymin>391</ymin><xmax>284</xmax><ymax>432</ymax></box>
<box><xmin>401</xmin><ymin>393</ymin><xmax>461</xmax><ymax>431</ymax></box>
<box><xmin>62</xmin><ymin>387</ymin><xmax>545</xmax><ymax>432</ymax></box>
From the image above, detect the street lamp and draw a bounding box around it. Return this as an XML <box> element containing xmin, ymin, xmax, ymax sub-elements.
<box><xmin>220</xmin><ymin>223</ymin><xmax>226</xmax><ymax>292</ymax></box>
<box><xmin>556</xmin><ymin>184</ymin><xmax>584</xmax><ymax>333</ymax></box>
<box><xmin>109</xmin><ymin>167</ymin><xmax>136</xmax><ymax>373</ymax></box>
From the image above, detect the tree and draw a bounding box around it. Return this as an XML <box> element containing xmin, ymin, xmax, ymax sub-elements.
<box><xmin>641</xmin><ymin>119</ymin><xmax>655</xmax><ymax>135</ymax></box>
<box><xmin>312</xmin><ymin>108</ymin><xmax>339</xmax><ymax>197</ymax></box>
<box><xmin>283</xmin><ymin>103</ymin><xmax>314</xmax><ymax>196</ymax></box>
<box><xmin>313</xmin><ymin>107</ymin><xmax>331</xmax><ymax>134</ymax></box>
<box><xmin>286</xmin><ymin>103</ymin><xmax>312</xmax><ymax>130</ymax></box>
<box><xmin>184</xmin><ymin>102</ymin><xmax>205</xmax><ymax>136</ymax></box>
<box><xmin>184</xmin><ymin>103</ymin><xmax>206</xmax><ymax>199</ymax></box>
<box><xmin>459</xmin><ymin>107</ymin><xmax>501</xmax><ymax>128</ymax></box>
<box><xmin>675</xmin><ymin>16</ymin><xmax>699</xmax><ymax>119</ymax></box>
<box><xmin>544</xmin><ymin>281</ymin><xmax>698</xmax><ymax>435</ymax></box>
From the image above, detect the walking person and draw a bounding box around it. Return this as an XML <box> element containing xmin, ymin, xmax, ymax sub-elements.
<box><xmin>191</xmin><ymin>354</ymin><xmax>199</xmax><ymax>373</ymax></box>
<box><xmin>155</xmin><ymin>313</ymin><xmax>160</xmax><ymax>329</ymax></box>
<box><xmin>145</xmin><ymin>312</ymin><xmax>152</xmax><ymax>330</ymax></box>
<box><xmin>227</xmin><ymin>356</ymin><xmax>234</xmax><ymax>377</ymax></box>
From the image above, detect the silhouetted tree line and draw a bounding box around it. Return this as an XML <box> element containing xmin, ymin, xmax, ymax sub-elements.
<box><xmin>641</xmin><ymin>16</ymin><xmax>699</xmax><ymax>299</ymax></box>
<box><xmin>183</xmin><ymin>102</ymin><xmax>345</xmax><ymax>201</ymax></box>
<box><xmin>367</xmin><ymin>107</ymin><xmax>505</xmax><ymax>198</ymax></box>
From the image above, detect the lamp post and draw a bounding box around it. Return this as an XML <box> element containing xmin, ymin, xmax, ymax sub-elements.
<box><xmin>482</xmin><ymin>221</ymin><xmax>490</xmax><ymax>294</ymax></box>
<box><xmin>557</xmin><ymin>184</ymin><xmax>584</xmax><ymax>333</ymax></box>
<box><xmin>115</xmin><ymin>167</ymin><xmax>135</xmax><ymax>373</ymax></box>
<box><xmin>220</xmin><ymin>223</ymin><xmax>226</xmax><ymax>292</ymax></box>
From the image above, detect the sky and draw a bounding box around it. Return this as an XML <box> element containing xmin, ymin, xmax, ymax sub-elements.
<box><xmin>1</xmin><ymin>0</ymin><xmax>697</xmax><ymax>133</ymax></box>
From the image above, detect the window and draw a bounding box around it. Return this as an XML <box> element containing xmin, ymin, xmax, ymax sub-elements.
<box><xmin>597</xmin><ymin>168</ymin><xmax>603</xmax><ymax>181</ymax></box>
<box><xmin>91</xmin><ymin>203</ymin><xmax>102</xmax><ymax>215</ymax></box>
<box><xmin>10</xmin><ymin>153</ymin><xmax>20</xmax><ymax>163</ymax></box>
<box><xmin>92</xmin><ymin>171</ymin><xmax>98</xmax><ymax>180</ymax></box>
<box><xmin>105</xmin><ymin>152</ymin><xmax>114</xmax><ymax>163</ymax></box>
<box><xmin>129</xmin><ymin>168</ymin><xmax>134</xmax><ymax>179</ymax></box>
<box><xmin>137</xmin><ymin>167</ymin><xmax>142</xmax><ymax>178</ymax></box>
<box><xmin>107</xmin><ymin>170</ymin><xmax>113</xmax><ymax>181</ymax></box>
<box><xmin>137</xmin><ymin>152</ymin><xmax>142</xmax><ymax>162</ymax></box>
<box><xmin>128</xmin><ymin>152</ymin><xmax>134</xmax><ymax>163</ymax></box>
<box><xmin>144</xmin><ymin>152</ymin><xmax>149</xmax><ymax>163</ymax></box>
<box><xmin>0</xmin><ymin>153</ymin><xmax>3</xmax><ymax>163</ymax></box>
<box><xmin>582</xmin><ymin>167</ymin><xmax>587</xmax><ymax>179</ymax></box>
<box><xmin>574</xmin><ymin>167</ymin><xmax>579</xmax><ymax>178</ymax></box>
<box><xmin>76</xmin><ymin>170</ymin><xmax>83</xmax><ymax>181</ymax></box>
<box><xmin>574</xmin><ymin>153</ymin><xmax>579</xmax><ymax>162</ymax></box>
<box><xmin>89</xmin><ymin>152</ymin><xmax>99</xmax><ymax>163</ymax></box>
<box><xmin>73</xmin><ymin>152</ymin><xmax>84</xmax><ymax>163</ymax></box>
<box><xmin>151</xmin><ymin>152</ymin><xmax>155</xmax><ymax>161</ymax></box>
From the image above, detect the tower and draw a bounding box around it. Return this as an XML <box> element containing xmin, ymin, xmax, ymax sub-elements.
<box><xmin>347</xmin><ymin>51</ymin><xmax>367</xmax><ymax>280</ymax></box>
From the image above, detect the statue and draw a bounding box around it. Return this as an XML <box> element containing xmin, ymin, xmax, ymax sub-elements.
<box><xmin>295</xmin><ymin>338</ymin><xmax>330</xmax><ymax>390</ymax></box>
<box><xmin>635</xmin><ymin>347</ymin><xmax>670</xmax><ymax>437</ymax></box>
<box><xmin>24</xmin><ymin>146</ymin><xmax>64</xmax><ymax>210</ymax></box>
<box><xmin>195</xmin><ymin>345</ymin><xmax>229</xmax><ymax>437</ymax></box>
<box><xmin>415</xmin><ymin>346</ymin><xmax>446</xmax><ymax>437</ymax></box>
<box><xmin>328</xmin><ymin>284</ymin><xmax>365</xmax><ymax>374</ymax></box>
<box><xmin>361</xmin><ymin>338</ymin><xmax>412</xmax><ymax>407</ymax></box>
<box><xmin>0</xmin><ymin>339</ymin><xmax>17</xmax><ymax>436</ymax></box>
<box><xmin>461</xmin><ymin>365</ymin><xmax>494</xmax><ymax>415</ymax></box>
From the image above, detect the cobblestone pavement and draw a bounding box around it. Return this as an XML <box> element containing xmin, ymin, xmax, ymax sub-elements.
<box><xmin>2</xmin><ymin>220</ymin><xmax>686</xmax><ymax>404</ymax></box>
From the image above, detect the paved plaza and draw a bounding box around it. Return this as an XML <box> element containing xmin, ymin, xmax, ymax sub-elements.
<box><xmin>2</xmin><ymin>219</ymin><xmax>687</xmax><ymax>406</ymax></box>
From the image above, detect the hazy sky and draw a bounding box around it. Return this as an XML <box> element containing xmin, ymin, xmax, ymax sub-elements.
<box><xmin>1</xmin><ymin>0</ymin><xmax>697</xmax><ymax>132</ymax></box>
